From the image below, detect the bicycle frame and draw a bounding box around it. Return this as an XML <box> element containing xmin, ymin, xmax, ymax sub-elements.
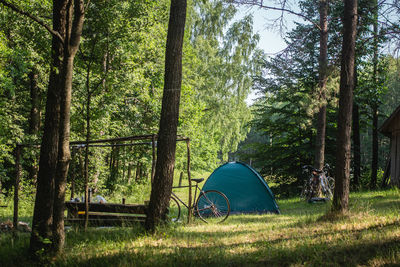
<box><xmin>301</xmin><ymin>165</ymin><xmax>333</xmax><ymax>199</ymax></box>
<box><xmin>171</xmin><ymin>183</ymin><xmax>201</xmax><ymax>210</ymax></box>
<box><xmin>170</xmin><ymin>182</ymin><xmax>231</xmax><ymax>223</ymax></box>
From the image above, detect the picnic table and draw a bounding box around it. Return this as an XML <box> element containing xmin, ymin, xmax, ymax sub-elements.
<box><xmin>65</xmin><ymin>201</ymin><xmax>148</xmax><ymax>227</ymax></box>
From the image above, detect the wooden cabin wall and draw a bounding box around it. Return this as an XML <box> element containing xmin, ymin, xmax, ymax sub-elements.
<box><xmin>389</xmin><ymin>117</ymin><xmax>400</xmax><ymax>187</ymax></box>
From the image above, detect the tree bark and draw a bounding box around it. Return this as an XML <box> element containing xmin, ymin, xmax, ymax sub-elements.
<box><xmin>145</xmin><ymin>0</ymin><xmax>187</xmax><ymax>231</ymax></box>
<box><xmin>370</xmin><ymin>104</ymin><xmax>378</xmax><ymax>188</ymax></box>
<box><xmin>332</xmin><ymin>0</ymin><xmax>357</xmax><ymax>213</ymax></box>
<box><xmin>370</xmin><ymin>2</ymin><xmax>379</xmax><ymax>189</ymax></box>
<box><xmin>135</xmin><ymin>163</ymin><xmax>141</xmax><ymax>182</ymax></box>
<box><xmin>127</xmin><ymin>163</ymin><xmax>132</xmax><ymax>185</ymax></box>
<box><xmin>29</xmin><ymin>69</ymin><xmax>41</xmax><ymax>134</ymax></box>
<box><xmin>84</xmin><ymin>53</ymin><xmax>92</xmax><ymax>231</ymax></box>
<box><xmin>52</xmin><ymin>0</ymin><xmax>85</xmax><ymax>253</ymax></box>
<box><xmin>352</xmin><ymin>101</ymin><xmax>361</xmax><ymax>187</ymax></box>
<box><xmin>151</xmin><ymin>134</ymin><xmax>156</xmax><ymax>184</ymax></box>
<box><xmin>30</xmin><ymin>0</ymin><xmax>67</xmax><ymax>254</ymax></box>
<box><xmin>314</xmin><ymin>0</ymin><xmax>328</xmax><ymax>171</ymax></box>
<box><xmin>29</xmin><ymin>69</ymin><xmax>41</xmax><ymax>185</ymax></box>
<box><xmin>29</xmin><ymin>0</ymin><xmax>84</xmax><ymax>255</ymax></box>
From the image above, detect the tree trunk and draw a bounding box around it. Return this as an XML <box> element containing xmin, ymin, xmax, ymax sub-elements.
<box><xmin>84</xmin><ymin>56</ymin><xmax>92</xmax><ymax>231</ymax></box>
<box><xmin>145</xmin><ymin>0</ymin><xmax>187</xmax><ymax>231</ymax></box>
<box><xmin>127</xmin><ymin>164</ymin><xmax>132</xmax><ymax>185</ymax></box>
<box><xmin>370</xmin><ymin>3</ymin><xmax>379</xmax><ymax>189</ymax></box>
<box><xmin>30</xmin><ymin>0</ymin><xmax>66</xmax><ymax>254</ymax></box>
<box><xmin>352</xmin><ymin>102</ymin><xmax>361</xmax><ymax>187</ymax></box>
<box><xmin>135</xmin><ymin>163</ymin><xmax>141</xmax><ymax>182</ymax></box>
<box><xmin>52</xmin><ymin>0</ymin><xmax>85</xmax><ymax>253</ymax></box>
<box><xmin>370</xmin><ymin>104</ymin><xmax>378</xmax><ymax>188</ymax></box>
<box><xmin>151</xmin><ymin>134</ymin><xmax>156</xmax><ymax>184</ymax></box>
<box><xmin>332</xmin><ymin>0</ymin><xmax>357</xmax><ymax>213</ymax></box>
<box><xmin>28</xmin><ymin>69</ymin><xmax>41</xmax><ymax>185</ymax></box>
<box><xmin>352</xmin><ymin>59</ymin><xmax>361</xmax><ymax>188</ymax></box>
<box><xmin>29</xmin><ymin>69</ymin><xmax>41</xmax><ymax>134</ymax></box>
<box><xmin>314</xmin><ymin>0</ymin><xmax>328</xmax><ymax>171</ymax></box>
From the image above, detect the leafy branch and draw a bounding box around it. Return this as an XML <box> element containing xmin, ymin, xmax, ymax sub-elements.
<box><xmin>0</xmin><ymin>0</ymin><xmax>64</xmax><ymax>43</ymax></box>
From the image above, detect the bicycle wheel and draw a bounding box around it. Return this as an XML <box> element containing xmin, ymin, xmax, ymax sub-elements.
<box><xmin>321</xmin><ymin>177</ymin><xmax>333</xmax><ymax>199</ymax></box>
<box><xmin>195</xmin><ymin>190</ymin><xmax>230</xmax><ymax>223</ymax></box>
<box><xmin>327</xmin><ymin>176</ymin><xmax>335</xmax><ymax>191</ymax></box>
<box><xmin>300</xmin><ymin>180</ymin><xmax>310</xmax><ymax>200</ymax></box>
<box><xmin>168</xmin><ymin>196</ymin><xmax>181</xmax><ymax>222</ymax></box>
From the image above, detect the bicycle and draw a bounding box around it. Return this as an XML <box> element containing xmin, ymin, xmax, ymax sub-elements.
<box><xmin>168</xmin><ymin>178</ymin><xmax>230</xmax><ymax>223</ymax></box>
<box><xmin>301</xmin><ymin>165</ymin><xmax>334</xmax><ymax>200</ymax></box>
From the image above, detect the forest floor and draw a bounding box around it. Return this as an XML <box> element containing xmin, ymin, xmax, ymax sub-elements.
<box><xmin>0</xmin><ymin>189</ymin><xmax>400</xmax><ymax>266</ymax></box>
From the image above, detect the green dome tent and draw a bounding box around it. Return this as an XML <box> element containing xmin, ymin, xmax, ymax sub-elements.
<box><xmin>201</xmin><ymin>162</ymin><xmax>280</xmax><ymax>214</ymax></box>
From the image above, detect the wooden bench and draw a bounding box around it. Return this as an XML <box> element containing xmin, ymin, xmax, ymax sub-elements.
<box><xmin>65</xmin><ymin>202</ymin><xmax>148</xmax><ymax>227</ymax></box>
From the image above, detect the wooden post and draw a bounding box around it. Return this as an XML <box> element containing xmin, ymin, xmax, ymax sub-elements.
<box><xmin>70</xmin><ymin>148</ymin><xmax>76</xmax><ymax>200</ymax></box>
<box><xmin>84</xmin><ymin>143</ymin><xmax>90</xmax><ymax>230</ymax></box>
<box><xmin>151</xmin><ymin>134</ymin><xmax>156</xmax><ymax>184</ymax></box>
<box><xmin>186</xmin><ymin>139</ymin><xmax>192</xmax><ymax>223</ymax></box>
<box><xmin>179</xmin><ymin>172</ymin><xmax>183</xmax><ymax>187</ymax></box>
<box><xmin>13</xmin><ymin>145</ymin><xmax>21</xmax><ymax>229</ymax></box>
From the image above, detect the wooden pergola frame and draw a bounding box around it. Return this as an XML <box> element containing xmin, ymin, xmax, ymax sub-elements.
<box><xmin>13</xmin><ymin>134</ymin><xmax>193</xmax><ymax>227</ymax></box>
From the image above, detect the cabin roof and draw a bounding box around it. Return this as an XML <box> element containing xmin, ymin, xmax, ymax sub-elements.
<box><xmin>380</xmin><ymin>105</ymin><xmax>400</xmax><ymax>137</ymax></box>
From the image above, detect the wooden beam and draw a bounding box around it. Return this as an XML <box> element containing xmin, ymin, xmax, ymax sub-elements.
<box><xmin>15</xmin><ymin>135</ymin><xmax>189</xmax><ymax>147</ymax></box>
<box><xmin>65</xmin><ymin>202</ymin><xmax>148</xmax><ymax>214</ymax></box>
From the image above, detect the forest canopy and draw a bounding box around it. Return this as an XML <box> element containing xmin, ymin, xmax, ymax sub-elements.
<box><xmin>0</xmin><ymin>0</ymin><xmax>262</xmax><ymax>195</ymax></box>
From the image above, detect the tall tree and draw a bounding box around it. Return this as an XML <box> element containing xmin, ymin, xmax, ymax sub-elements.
<box><xmin>332</xmin><ymin>0</ymin><xmax>357</xmax><ymax>212</ymax></box>
<box><xmin>52</xmin><ymin>0</ymin><xmax>85</xmax><ymax>253</ymax></box>
<box><xmin>352</xmin><ymin>77</ymin><xmax>361</xmax><ymax>187</ymax></box>
<box><xmin>0</xmin><ymin>0</ymin><xmax>89</xmax><ymax>255</ymax></box>
<box><xmin>28</xmin><ymin>68</ymin><xmax>41</xmax><ymax>184</ymax></box>
<box><xmin>314</xmin><ymin>0</ymin><xmax>329</xmax><ymax>170</ymax></box>
<box><xmin>370</xmin><ymin>0</ymin><xmax>379</xmax><ymax>188</ymax></box>
<box><xmin>0</xmin><ymin>0</ymin><xmax>73</xmax><ymax>254</ymax></box>
<box><xmin>145</xmin><ymin>0</ymin><xmax>187</xmax><ymax>231</ymax></box>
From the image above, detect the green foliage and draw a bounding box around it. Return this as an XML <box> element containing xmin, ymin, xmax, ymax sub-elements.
<box><xmin>237</xmin><ymin>0</ymin><xmax>396</xmax><ymax>195</ymax></box>
<box><xmin>0</xmin><ymin>0</ymin><xmax>261</xmax><ymax>197</ymax></box>
<box><xmin>244</xmin><ymin>11</ymin><xmax>340</xmax><ymax>185</ymax></box>
<box><xmin>382</xmin><ymin>57</ymin><xmax>400</xmax><ymax>114</ymax></box>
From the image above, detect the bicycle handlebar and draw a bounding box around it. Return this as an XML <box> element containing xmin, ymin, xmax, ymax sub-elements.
<box><xmin>302</xmin><ymin>165</ymin><xmax>323</xmax><ymax>174</ymax></box>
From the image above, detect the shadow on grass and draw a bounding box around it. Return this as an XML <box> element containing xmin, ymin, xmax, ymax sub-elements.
<box><xmin>54</xmin><ymin>212</ymin><xmax>400</xmax><ymax>266</ymax></box>
<box><xmin>64</xmin><ymin>223</ymin><xmax>147</xmax><ymax>247</ymax></box>
<box><xmin>55</xmin><ymin>233</ymin><xmax>400</xmax><ymax>267</ymax></box>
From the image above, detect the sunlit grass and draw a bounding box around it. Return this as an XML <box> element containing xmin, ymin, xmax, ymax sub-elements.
<box><xmin>1</xmin><ymin>189</ymin><xmax>400</xmax><ymax>266</ymax></box>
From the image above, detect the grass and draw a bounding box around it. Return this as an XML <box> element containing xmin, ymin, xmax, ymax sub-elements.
<box><xmin>1</xmin><ymin>188</ymin><xmax>400</xmax><ymax>266</ymax></box>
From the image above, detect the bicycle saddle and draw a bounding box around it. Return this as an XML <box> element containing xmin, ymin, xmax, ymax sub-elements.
<box><xmin>191</xmin><ymin>178</ymin><xmax>204</xmax><ymax>183</ymax></box>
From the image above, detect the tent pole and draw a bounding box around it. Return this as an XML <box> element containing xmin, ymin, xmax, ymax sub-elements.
<box><xmin>186</xmin><ymin>139</ymin><xmax>192</xmax><ymax>223</ymax></box>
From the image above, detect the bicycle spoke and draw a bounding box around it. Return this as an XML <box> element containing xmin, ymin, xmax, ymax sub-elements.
<box><xmin>195</xmin><ymin>190</ymin><xmax>230</xmax><ymax>223</ymax></box>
